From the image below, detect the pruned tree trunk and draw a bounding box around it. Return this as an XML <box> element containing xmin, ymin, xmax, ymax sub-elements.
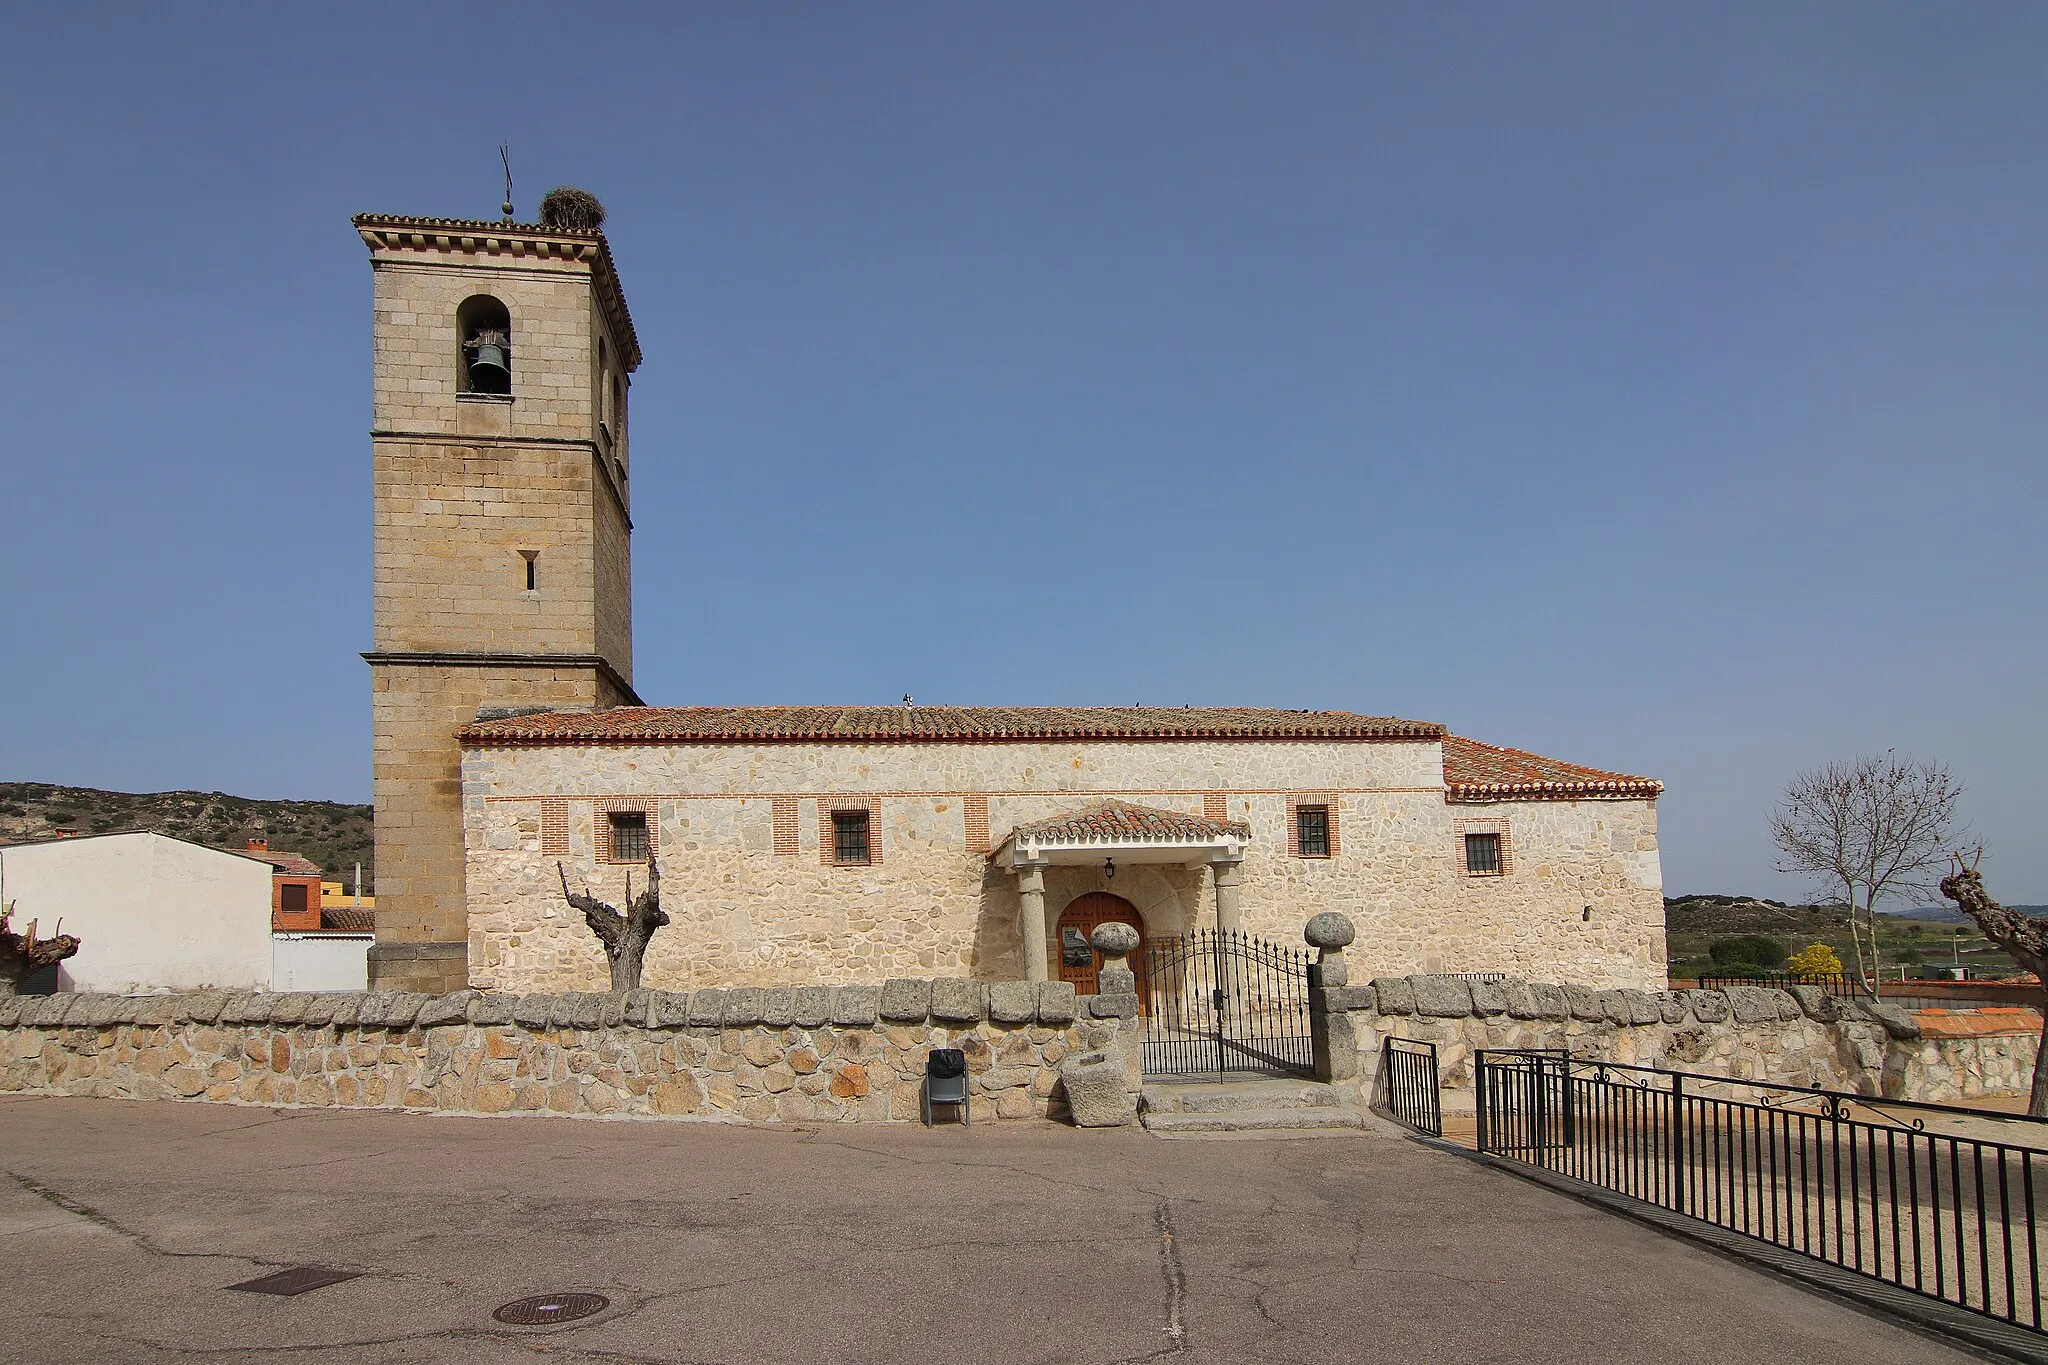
<box><xmin>558</xmin><ymin>860</ymin><xmax>669</xmax><ymax>992</ymax></box>
<box><xmin>0</xmin><ymin>903</ymin><xmax>81</xmax><ymax>998</ymax></box>
<box><xmin>1940</xmin><ymin>853</ymin><xmax>2048</xmax><ymax>1118</ymax></box>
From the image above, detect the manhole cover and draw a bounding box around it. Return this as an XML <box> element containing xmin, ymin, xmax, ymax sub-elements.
<box><xmin>493</xmin><ymin>1293</ymin><xmax>609</xmax><ymax>1326</ymax></box>
<box><xmin>228</xmin><ymin>1266</ymin><xmax>363</xmax><ymax>1296</ymax></box>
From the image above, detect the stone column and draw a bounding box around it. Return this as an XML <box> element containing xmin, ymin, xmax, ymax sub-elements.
<box><xmin>1305</xmin><ymin>912</ymin><xmax>1361</xmax><ymax>1086</ymax></box>
<box><xmin>1015</xmin><ymin>862</ymin><xmax>1049</xmax><ymax>984</ymax></box>
<box><xmin>1212</xmin><ymin>856</ymin><xmax>1244</xmax><ymax>934</ymax></box>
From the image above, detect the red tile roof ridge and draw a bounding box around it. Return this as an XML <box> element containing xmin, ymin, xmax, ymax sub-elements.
<box><xmin>1443</xmin><ymin>734</ymin><xmax>1662</xmax><ymax>802</ymax></box>
<box><xmin>460</xmin><ymin>704</ymin><xmax>1446</xmax><ymax>745</ymax></box>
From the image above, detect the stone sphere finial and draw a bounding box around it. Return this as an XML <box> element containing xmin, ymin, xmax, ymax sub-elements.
<box><xmin>1090</xmin><ymin>922</ymin><xmax>1141</xmax><ymax>958</ymax></box>
<box><xmin>1304</xmin><ymin>912</ymin><xmax>1356</xmax><ymax>950</ymax></box>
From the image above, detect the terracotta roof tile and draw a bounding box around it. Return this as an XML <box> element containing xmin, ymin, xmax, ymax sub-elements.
<box><xmin>320</xmin><ymin>906</ymin><xmax>375</xmax><ymax>932</ymax></box>
<box><xmin>460</xmin><ymin>705</ymin><xmax>1443</xmax><ymax>745</ymax></box>
<box><xmin>1443</xmin><ymin>736</ymin><xmax>1662</xmax><ymax>802</ymax></box>
<box><xmin>1004</xmin><ymin>799</ymin><xmax>1251</xmax><ymax>847</ymax></box>
<box><xmin>243</xmin><ymin>849</ymin><xmax>324</xmax><ymax>877</ymax></box>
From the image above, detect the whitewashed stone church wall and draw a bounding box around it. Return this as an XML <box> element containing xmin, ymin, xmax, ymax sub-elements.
<box><xmin>461</xmin><ymin>738</ymin><xmax>1665</xmax><ymax>993</ymax></box>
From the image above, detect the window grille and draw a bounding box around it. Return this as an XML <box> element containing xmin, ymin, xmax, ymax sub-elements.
<box><xmin>609</xmin><ymin>812</ymin><xmax>648</xmax><ymax>863</ymax></box>
<box><xmin>1296</xmin><ymin>806</ymin><xmax>1331</xmax><ymax>858</ymax></box>
<box><xmin>832</xmin><ymin>810</ymin><xmax>871</xmax><ymax>865</ymax></box>
<box><xmin>1465</xmin><ymin>832</ymin><xmax>1502</xmax><ymax>876</ymax></box>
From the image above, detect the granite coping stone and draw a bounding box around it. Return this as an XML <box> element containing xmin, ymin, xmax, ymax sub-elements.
<box><xmin>831</xmin><ymin>985</ymin><xmax>881</xmax><ymax>1028</ymax></box>
<box><xmin>469</xmin><ymin>993</ymin><xmax>517</xmax><ymax>1026</ymax></box>
<box><xmin>1564</xmin><ymin>986</ymin><xmax>1606</xmax><ymax>1023</ymax></box>
<box><xmin>1035</xmin><ymin>981</ymin><xmax>1078</xmax><ymax>1025</ymax></box>
<box><xmin>988</xmin><ymin>981</ymin><xmax>1036</xmax><ymax>1025</ymax></box>
<box><xmin>1785</xmin><ymin>984</ymin><xmax>1838</xmax><ymax>1022</ymax></box>
<box><xmin>1414</xmin><ymin>976</ymin><xmax>1476</xmax><ymax>1019</ymax></box>
<box><xmin>1470</xmin><ymin>979</ymin><xmax>1509</xmax><ymax>1017</ymax></box>
<box><xmin>879</xmin><ymin>979</ymin><xmax>931</xmax><ymax>1022</ymax></box>
<box><xmin>649</xmin><ymin>991</ymin><xmax>693</xmax><ymax>1028</ymax></box>
<box><xmin>1369</xmin><ymin>977</ymin><xmax>1416</xmax><ymax>1016</ymax></box>
<box><xmin>792</xmin><ymin>987</ymin><xmax>831</xmax><ymax>1029</ymax></box>
<box><xmin>930</xmin><ymin>979</ymin><xmax>986</xmax><ymax>1023</ymax></box>
<box><xmin>723</xmin><ymin>987</ymin><xmax>764</xmax><ymax>1028</ymax></box>
<box><xmin>512</xmin><ymin>993</ymin><xmax>557</xmax><ymax>1030</ymax></box>
<box><xmin>1684</xmin><ymin>989</ymin><xmax>1731</xmax><ymax>1024</ymax></box>
<box><xmin>417</xmin><ymin>992</ymin><xmax>477</xmax><ymax>1029</ymax></box>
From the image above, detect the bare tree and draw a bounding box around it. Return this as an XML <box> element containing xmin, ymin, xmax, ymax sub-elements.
<box><xmin>0</xmin><ymin>902</ymin><xmax>81</xmax><ymax>997</ymax></box>
<box><xmin>1770</xmin><ymin>753</ymin><xmax>1963</xmax><ymax>999</ymax></box>
<box><xmin>557</xmin><ymin>860</ymin><xmax>669</xmax><ymax>992</ymax></box>
<box><xmin>1940</xmin><ymin>851</ymin><xmax>2048</xmax><ymax>1117</ymax></box>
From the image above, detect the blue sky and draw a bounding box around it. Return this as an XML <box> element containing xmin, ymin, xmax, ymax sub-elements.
<box><xmin>2</xmin><ymin>5</ymin><xmax>2043</xmax><ymax>902</ymax></box>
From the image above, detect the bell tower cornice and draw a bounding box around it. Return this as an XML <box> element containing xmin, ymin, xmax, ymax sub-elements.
<box><xmin>352</xmin><ymin>213</ymin><xmax>641</xmax><ymax>371</ymax></box>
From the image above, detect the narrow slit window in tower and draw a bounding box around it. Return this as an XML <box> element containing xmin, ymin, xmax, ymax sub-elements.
<box><xmin>520</xmin><ymin>550</ymin><xmax>538</xmax><ymax>592</ymax></box>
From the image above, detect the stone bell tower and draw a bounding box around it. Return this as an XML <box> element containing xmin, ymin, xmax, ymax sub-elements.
<box><xmin>355</xmin><ymin>198</ymin><xmax>641</xmax><ymax>992</ymax></box>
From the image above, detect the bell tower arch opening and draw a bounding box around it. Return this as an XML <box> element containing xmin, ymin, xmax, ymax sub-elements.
<box><xmin>456</xmin><ymin>293</ymin><xmax>512</xmax><ymax>395</ymax></box>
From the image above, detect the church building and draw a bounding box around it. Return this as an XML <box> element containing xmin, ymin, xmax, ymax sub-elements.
<box><xmin>355</xmin><ymin>203</ymin><xmax>1667</xmax><ymax>998</ymax></box>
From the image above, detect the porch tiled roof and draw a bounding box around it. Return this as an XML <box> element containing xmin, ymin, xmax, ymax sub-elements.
<box><xmin>1002</xmin><ymin>799</ymin><xmax>1250</xmax><ymax>847</ymax></box>
<box><xmin>461</xmin><ymin>705</ymin><xmax>1444</xmax><ymax>745</ymax></box>
<box><xmin>1442</xmin><ymin>736</ymin><xmax>1662</xmax><ymax>802</ymax></box>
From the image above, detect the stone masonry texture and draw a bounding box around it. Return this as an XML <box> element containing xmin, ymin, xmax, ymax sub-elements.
<box><xmin>366</xmin><ymin>226</ymin><xmax>637</xmax><ymax>991</ymax></box>
<box><xmin>1</xmin><ymin>979</ymin><xmax>2030</xmax><ymax>1126</ymax></box>
<box><xmin>460</xmin><ymin>737</ymin><xmax>1667</xmax><ymax>993</ymax></box>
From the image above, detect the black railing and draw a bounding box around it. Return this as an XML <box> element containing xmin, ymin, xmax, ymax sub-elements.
<box><xmin>1475</xmin><ymin>1051</ymin><xmax>2048</xmax><ymax>1333</ymax></box>
<box><xmin>1141</xmin><ymin>929</ymin><xmax>1313</xmax><ymax>1079</ymax></box>
<box><xmin>1695</xmin><ymin>972</ymin><xmax>1862</xmax><ymax>1000</ymax></box>
<box><xmin>1373</xmin><ymin>1037</ymin><xmax>1441</xmax><ymax>1136</ymax></box>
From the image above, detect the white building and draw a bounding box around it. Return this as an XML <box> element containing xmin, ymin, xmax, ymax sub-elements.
<box><xmin>0</xmin><ymin>833</ymin><xmax>274</xmax><ymax>994</ymax></box>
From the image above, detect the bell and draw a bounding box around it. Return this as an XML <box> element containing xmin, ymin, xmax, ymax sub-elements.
<box><xmin>469</xmin><ymin>343</ymin><xmax>510</xmax><ymax>393</ymax></box>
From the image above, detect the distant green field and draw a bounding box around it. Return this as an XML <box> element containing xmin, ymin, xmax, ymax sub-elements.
<box><xmin>1663</xmin><ymin>895</ymin><xmax>2019</xmax><ymax>981</ymax></box>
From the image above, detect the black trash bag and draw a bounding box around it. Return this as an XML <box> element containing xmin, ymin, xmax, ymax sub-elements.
<box><xmin>927</xmin><ymin>1048</ymin><xmax>966</xmax><ymax>1079</ymax></box>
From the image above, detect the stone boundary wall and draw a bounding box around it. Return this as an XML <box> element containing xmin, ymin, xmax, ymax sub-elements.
<box><xmin>1327</xmin><ymin>975</ymin><xmax>2041</xmax><ymax>1111</ymax></box>
<box><xmin>0</xmin><ymin>980</ymin><xmax>1133</xmax><ymax>1125</ymax></box>
<box><xmin>3</xmin><ymin>975</ymin><xmax>2037</xmax><ymax>1126</ymax></box>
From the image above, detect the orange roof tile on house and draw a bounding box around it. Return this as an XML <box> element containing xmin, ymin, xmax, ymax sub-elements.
<box><xmin>1442</xmin><ymin>736</ymin><xmax>1662</xmax><ymax>802</ymax></box>
<box><xmin>320</xmin><ymin>905</ymin><xmax>375</xmax><ymax>933</ymax></box>
<box><xmin>460</xmin><ymin>705</ymin><xmax>1446</xmax><ymax>745</ymax></box>
<box><xmin>240</xmin><ymin>838</ymin><xmax>323</xmax><ymax>877</ymax></box>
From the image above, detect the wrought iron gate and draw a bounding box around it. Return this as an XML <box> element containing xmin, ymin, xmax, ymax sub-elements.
<box><xmin>1140</xmin><ymin>929</ymin><xmax>1313</xmax><ymax>1078</ymax></box>
<box><xmin>1473</xmin><ymin>1048</ymin><xmax>1573</xmax><ymax>1157</ymax></box>
<box><xmin>1372</xmin><ymin>1037</ymin><xmax>1442</xmax><ymax>1136</ymax></box>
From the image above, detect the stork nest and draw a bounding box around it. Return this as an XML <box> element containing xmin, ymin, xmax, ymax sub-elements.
<box><xmin>538</xmin><ymin>187</ymin><xmax>606</xmax><ymax>232</ymax></box>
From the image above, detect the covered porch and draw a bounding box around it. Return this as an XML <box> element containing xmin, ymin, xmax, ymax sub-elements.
<box><xmin>990</xmin><ymin>799</ymin><xmax>1252</xmax><ymax>986</ymax></box>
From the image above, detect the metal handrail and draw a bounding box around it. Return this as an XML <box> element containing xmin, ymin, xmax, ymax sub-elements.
<box><xmin>1483</xmin><ymin>1052</ymin><xmax>2048</xmax><ymax>1129</ymax></box>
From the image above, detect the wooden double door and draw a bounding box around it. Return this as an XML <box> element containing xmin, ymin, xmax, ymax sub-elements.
<box><xmin>1056</xmin><ymin>892</ymin><xmax>1148</xmax><ymax>1008</ymax></box>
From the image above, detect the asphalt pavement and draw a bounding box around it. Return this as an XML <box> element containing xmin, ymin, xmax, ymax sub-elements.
<box><xmin>0</xmin><ymin>1095</ymin><xmax>1988</xmax><ymax>1363</ymax></box>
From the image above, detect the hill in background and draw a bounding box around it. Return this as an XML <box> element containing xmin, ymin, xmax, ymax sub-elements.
<box><xmin>0</xmin><ymin>782</ymin><xmax>372</xmax><ymax>886</ymax></box>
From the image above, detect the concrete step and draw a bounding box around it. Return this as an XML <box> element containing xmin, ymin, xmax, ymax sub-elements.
<box><xmin>1141</xmin><ymin>1078</ymin><xmax>1339</xmax><ymax>1115</ymax></box>
<box><xmin>1141</xmin><ymin>1106</ymin><xmax>1367</xmax><ymax>1134</ymax></box>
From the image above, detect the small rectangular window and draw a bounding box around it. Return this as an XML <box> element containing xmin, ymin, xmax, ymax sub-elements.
<box><xmin>280</xmin><ymin>883</ymin><xmax>309</xmax><ymax>913</ymax></box>
<box><xmin>521</xmin><ymin>550</ymin><xmax>538</xmax><ymax>592</ymax></box>
<box><xmin>1465</xmin><ymin>832</ymin><xmax>1502</xmax><ymax>876</ymax></box>
<box><xmin>609</xmin><ymin>812</ymin><xmax>648</xmax><ymax>863</ymax></box>
<box><xmin>832</xmin><ymin>810</ymin><xmax>871</xmax><ymax>865</ymax></box>
<box><xmin>1295</xmin><ymin>806</ymin><xmax>1331</xmax><ymax>858</ymax></box>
